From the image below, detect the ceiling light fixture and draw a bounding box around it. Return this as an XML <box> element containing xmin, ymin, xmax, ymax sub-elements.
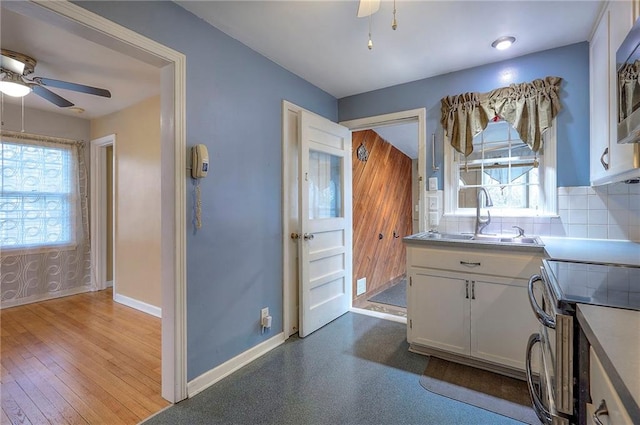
<box><xmin>0</xmin><ymin>73</ymin><xmax>31</xmax><ymax>97</ymax></box>
<box><xmin>491</xmin><ymin>36</ymin><xmax>516</xmax><ymax>50</ymax></box>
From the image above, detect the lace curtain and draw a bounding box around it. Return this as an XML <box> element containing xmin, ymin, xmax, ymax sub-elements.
<box><xmin>440</xmin><ymin>76</ymin><xmax>563</xmax><ymax>155</ymax></box>
<box><xmin>1</xmin><ymin>132</ymin><xmax>92</xmax><ymax>308</ymax></box>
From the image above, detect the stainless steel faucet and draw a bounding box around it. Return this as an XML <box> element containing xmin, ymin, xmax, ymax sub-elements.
<box><xmin>475</xmin><ymin>187</ymin><xmax>493</xmax><ymax>236</ymax></box>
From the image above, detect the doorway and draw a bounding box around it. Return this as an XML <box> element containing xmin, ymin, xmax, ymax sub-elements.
<box><xmin>283</xmin><ymin>104</ymin><xmax>426</xmax><ymax>336</ymax></box>
<box><xmin>5</xmin><ymin>1</ymin><xmax>188</xmax><ymax>402</ymax></box>
<box><xmin>90</xmin><ymin>135</ymin><xmax>115</xmax><ymax>293</ymax></box>
<box><xmin>340</xmin><ymin>110</ymin><xmax>426</xmax><ymax>323</ymax></box>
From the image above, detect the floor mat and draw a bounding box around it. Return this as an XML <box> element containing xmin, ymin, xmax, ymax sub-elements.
<box><xmin>419</xmin><ymin>356</ymin><xmax>540</xmax><ymax>425</ymax></box>
<box><xmin>368</xmin><ymin>279</ymin><xmax>406</xmax><ymax>308</ymax></box>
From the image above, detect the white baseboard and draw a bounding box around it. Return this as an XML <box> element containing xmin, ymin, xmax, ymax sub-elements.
<box><xmin>0</xmin><ymin>286</ymin><xmax>91</xmax><ymax>310</ymax></box>
<box><xmin>350</xmin><ymin>307</ymin><xmax>407</xmax><ymax>324</ymax></box>
<box><xmin>113</xmin><ymin>293</ymin><xmax>162</xmax><ymax>318</ymax></box>
<box><xmin>187</xmin><ymin>332</ymin><xmax>286</xmax><ymax>398</ymax></box>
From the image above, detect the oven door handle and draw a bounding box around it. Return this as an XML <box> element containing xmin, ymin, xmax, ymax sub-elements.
<box><xmin>526</xmin><ymin>333</ymin><xmax>553</xmax><ymax>425</ymax></box>
<box><xmin>528</xmin><ymin>274</ymin><xmax>556</xmax><ymax>329</ymax></box>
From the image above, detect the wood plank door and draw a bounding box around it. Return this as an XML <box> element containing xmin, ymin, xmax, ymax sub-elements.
<box><xmin>298</xmin><ymin>111</ymin><xmax>352</xmax><ymax>338</ymax></box>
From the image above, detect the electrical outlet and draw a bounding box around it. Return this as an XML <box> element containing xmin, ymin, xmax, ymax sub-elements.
<box><xmin>356</xmin><ymin>278</ymin><xmax>366</xmax><ymax>296</ymax></box>
<box><xmin>429</xmin><ymin>212</ymin><xmax>439</xmax><ymax>226</ymax></box>
<box><xmin>261</xmin><ymin>307</ymin><xmax>269</xmax><ymax>320</ymax></box>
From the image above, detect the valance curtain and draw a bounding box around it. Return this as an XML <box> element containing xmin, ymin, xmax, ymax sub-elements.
<box><xmin>440</xmin><ymin>76</ymin><xmax>563</xmax><ymax>155</ymax></box>
<box><xmin>1</xmin><ymin>132</ymin><xmax>92</xmax><ymax>308</ymax></box>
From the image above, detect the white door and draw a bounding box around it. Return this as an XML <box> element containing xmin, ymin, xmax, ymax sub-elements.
<box><xmin>298</xmin><ymin>111</ymin><xmax>352</xmax><ymax>337</ymax></box>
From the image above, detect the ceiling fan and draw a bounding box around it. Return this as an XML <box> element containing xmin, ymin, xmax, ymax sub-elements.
<box><xmin>0</xmin><ymin>48</ymin><xmax>111</xmax><ymax>107</ymax></box>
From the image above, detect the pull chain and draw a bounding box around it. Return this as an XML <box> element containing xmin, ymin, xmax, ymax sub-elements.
<box><xmin>21</xmin><ymin>96</ymin><xmax>25</xmax><ymax>133</ymax></box>
<box><xmin>392</xmin><ymin>0</ymin><xmax>398</xmax><ymax>30</ymax></box>
<box><xmin>368</xmin><ymin>13</ymin><xmax>373</xmax><ymax>50</ymax></box>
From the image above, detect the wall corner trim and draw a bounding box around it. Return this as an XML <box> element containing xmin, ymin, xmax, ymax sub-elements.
<box><xmin>187</xmin><ymin>332</ymin><xmax>286</xmax><ymax>398</ymax></box>
<box><xmin>114</xmin><ymin>293</ymin><xmax>162</xmax><ymax>318</ymax></box>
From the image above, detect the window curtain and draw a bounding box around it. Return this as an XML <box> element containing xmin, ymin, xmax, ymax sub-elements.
<box><xmin>440</xmin><ymin>76</ymin><xmax>563</xmax><ymax>155</ymax></box>
<box><xmin>1</xmin><ymin>132</ymin><xmax>92</xmax><ymax>308</ymax></box>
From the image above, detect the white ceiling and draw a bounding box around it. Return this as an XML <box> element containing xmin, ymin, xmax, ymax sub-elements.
<box><xmin>176</xmin><ymin>0</ymin><xmax>603</xmax><ymax>98</ymax></box>
<box><xmin>1</xmin><ymin>1</ymin><xmax>603</xmax><ymax>152</ymax></box>
<box><xmin>373</xmin><ymin>122</ymin><xmax>419</xmax><ymax>158</ymax></box>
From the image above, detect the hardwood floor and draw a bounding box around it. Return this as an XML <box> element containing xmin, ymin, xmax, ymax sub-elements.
<box><xmin>0</xmin><ymin>289</ymin><xmax>169</xmax><ymax>424</ymax></box>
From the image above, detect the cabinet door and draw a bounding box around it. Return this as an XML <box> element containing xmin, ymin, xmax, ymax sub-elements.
<box><xmin>470</xmin><ymin>278</ymin><xmax>539</xmax><ymax>371</ymax></box>
<box><xmin>408</xmin><ymin>270</ymin><xmax>470</xmax><ymax>356</ymax></box>
<box><xmin>607</xmin><ymin>0</ymin><xmax>638</xmax><ymax>180</ymax></box>
<box><xmin>590</xmin><ymin>1</ymin><xmax>638</xmax><ymax>185</ymax></box>
<box><xmin>590</xmin><ymin>8</ymin><xmax>611</xmax><ymax>184</ymax></box>
<box><xmin>588</xmin><ymin>347</ymin><xmax>633</xmax><ymax>424</ymax></box>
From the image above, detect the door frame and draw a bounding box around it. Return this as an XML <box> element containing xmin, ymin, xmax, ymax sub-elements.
<box><xmin>339</xmin><ymin>108</ymin><xmax>427</xmax><ymax>322</ymax></box>
<box><xmin>90</xmin><ymin>134</ymin><xmax>115</xmax><ymax>293</ymax></box>
<box><xmin>339</xmin><ymin>108</ymin><xmax>427</xmax><ymax>233</ymax></box>
<box><xmin>283</xmin><ymin>104</ymin><xmax>427</xmax><ymax>336</ymax></box>
<box><xmin>13</xmin><ymin>0</ymin><xmax>188</xmax><ymax>402</ymax></box>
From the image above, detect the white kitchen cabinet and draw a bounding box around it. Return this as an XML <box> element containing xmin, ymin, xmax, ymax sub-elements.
<box><xmin>470</xmin><ymin>277</ymin><xmax>540</xmax><ymax>370</ymax></box>
<box><xmin>590</xmin><ymin>1</ymin><xmax>640</xmax><ymax>185</ymax></box>
<box><xmin>409</xmin><ymin>271</ymin><xmax>469</xmax><ymax>356</ymax></box>
<box><xmin>586</xmin><ymin>347</ymin><xmax>633</xmax><ymax>425</ymax></box>
<box><xmin>407</xmin><ymin>245</ymin><xmax>542</xmax><ymax>373</ymax></box>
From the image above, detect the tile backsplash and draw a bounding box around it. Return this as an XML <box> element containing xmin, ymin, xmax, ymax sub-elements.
<box><xmin>438</xmin><ymin>183</ymin><xmax>640</xmax><ymax>241</ymax></box>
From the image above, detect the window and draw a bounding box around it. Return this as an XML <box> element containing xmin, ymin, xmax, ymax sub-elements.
<box><xmin>445</xmin><ymin>119</ymin><xmax>557</xmax><ymax>216</ymax></box>
<box><xmin>1</xmin><ymin>140</ymin><xmax>78</xmax><ymax>250</ymax></box>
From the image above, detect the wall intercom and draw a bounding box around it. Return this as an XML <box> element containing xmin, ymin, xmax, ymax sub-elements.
<box><xmin>191</xmin><ymin>144</ymin><xmax>209</xmax><ymax>179</ymax></box>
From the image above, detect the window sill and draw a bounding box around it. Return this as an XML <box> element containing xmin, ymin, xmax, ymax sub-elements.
<box><xmin>443</xmin><ymin>210</ymin><xmax>560</xmax><ymax>219</ymax></box>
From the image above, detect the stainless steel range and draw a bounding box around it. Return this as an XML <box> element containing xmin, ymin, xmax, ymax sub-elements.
<box><xmin>526</xmin><ymin>259</ymin><xmax>640</xmax><ymax>425</ymax></box>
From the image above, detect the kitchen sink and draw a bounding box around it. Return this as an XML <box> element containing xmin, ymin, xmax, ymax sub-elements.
<box><xmin>407</xmin><ymin>232</ymin><xmax>543</xmax><ymax>246</ymax></box>
<box><xmin>473</xmin><ymin>235</ymin><xmax>541</xmax><ymax>244</ymax></box>
<box><xmin>417</xmin><ymin>232</ymin><xmax>474</xmax><ymax>240</ymax></box>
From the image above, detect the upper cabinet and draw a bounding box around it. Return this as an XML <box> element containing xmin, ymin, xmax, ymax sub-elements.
<box><xmin>590</xmin><ymin>1</ymin><xmax>640</xmax><ymax>186</ymax></box>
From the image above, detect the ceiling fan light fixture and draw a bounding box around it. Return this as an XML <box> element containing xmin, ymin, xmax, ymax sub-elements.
<box><xmin>491</xmin><ymin>36</ymin><xmax>516</xmax><ymax>50</ymax></box>
<box><xmin>0</xmin><ymin>74</ymin><xmax>31</xmax><ymax>97</ymax></box>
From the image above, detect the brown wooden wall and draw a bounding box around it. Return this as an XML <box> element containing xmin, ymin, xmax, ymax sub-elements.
<box><xmin>352</xmin><ymin>129</ymin><xmax>413</xmax><ymax>302</ymax></box>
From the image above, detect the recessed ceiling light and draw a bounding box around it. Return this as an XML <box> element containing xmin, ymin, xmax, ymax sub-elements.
<box><xmin>491</xmin><ymin>36</ymin><xmax>516</xmax><ymax>50</ymax></box>
<box><xmin>69</xmin><ymin>106</ymin><xmax>85</xmax><ymax>114</ymax></box>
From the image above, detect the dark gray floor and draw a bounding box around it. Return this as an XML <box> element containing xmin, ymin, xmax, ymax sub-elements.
<box><xmin>144</xmin><ymin>313</ymin><xmax>527</xmax><ymax>425</ymax></box>
<box><xmin>369</xmin><ymin>278</ymin><xmax>407</xmax><ymax>308</ymax></box>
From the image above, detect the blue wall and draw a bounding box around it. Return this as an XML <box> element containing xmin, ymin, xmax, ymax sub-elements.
<box><xmin>76</xmin><ymin>1</ymin><xmax>337</xmax><ymax>380</ymax></box>
<box><xmin>339</xmin><ymin>42</ymin><xmax>591</xmax><ymax>187</ymax></box>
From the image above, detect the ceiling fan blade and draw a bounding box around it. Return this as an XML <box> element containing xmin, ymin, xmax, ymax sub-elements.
<box><xmin>34</xmin><ymin>77</ymin><xmax>111</xmax><ymax>98</ymax></box>
<box><xmin>30</xmin><ymin>84</ymin><xmax>74</xmax><ymax>107</ymax></box>
<box><xmin>357</xmin><ymin>0</ymin><xmax>380</xmax><ymax>17</ymax></box>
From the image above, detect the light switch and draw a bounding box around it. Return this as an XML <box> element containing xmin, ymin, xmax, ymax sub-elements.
<box><xmin>428</xmin><ymin>196</ymin><xmax>438</xmax><ymax>211</ymax></box>
<box><xmin>428</xmin><ymin>177</ymin><xmax>438</xmax><ymax>191</ymax></box>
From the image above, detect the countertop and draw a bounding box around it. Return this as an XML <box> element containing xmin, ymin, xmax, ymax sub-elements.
<box><xmin>403</xmin><ymin>232</ymin><xmax>546</xmax><ymax>253</ymax></box>
<box><xmin>403</xmin><ymin>233</ymin><xmax>640</xmax><ymax>265</ymax></box>
<box><xmin>577</xmin><ymin>304</ymin><xmax>640</xmax><ymax>422</ymax></box>
<box><xmin>541</xmin><ymin>237</ymin><xmax>640</xmax><ymax>266</ymax></box>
